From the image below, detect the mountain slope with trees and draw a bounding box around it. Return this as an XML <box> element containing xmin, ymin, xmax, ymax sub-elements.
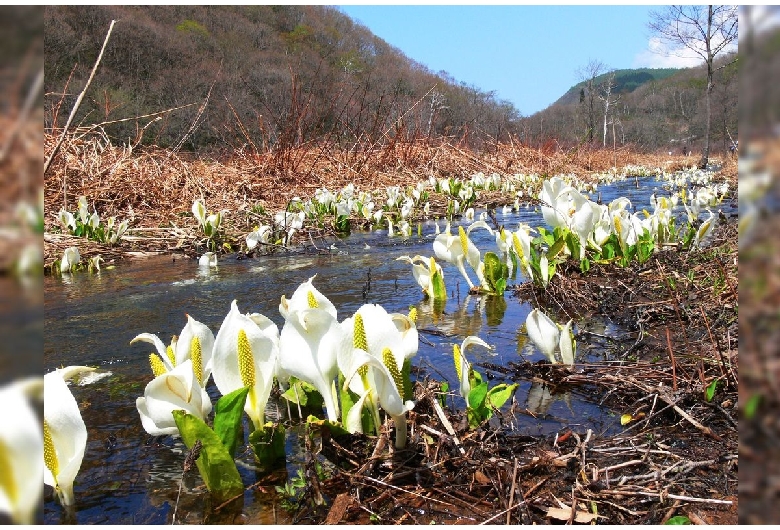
<box><xmin>519</xmin><ymin>53</ymin><xmax>738</xmax><ymax>156</ymax></box>
<box><xmin>44</xmin><ymin>5</ymin><xmax>737</xmax><ymax>160</ymax></box>
<box><xmin>44</xmin><ymin>5</ymin><xmax>522</xmax><ymax>154</ymax></box>
<box><xmin>552</xmin><ymin>68</ymin><xmax>680</xmax><ymax>107</ymax></box>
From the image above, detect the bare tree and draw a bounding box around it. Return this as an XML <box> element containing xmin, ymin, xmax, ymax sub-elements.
<box><xmin>597</xmin><ymin>70</ymin><xmax>620</xmax><ymax>147</ymax></box>
<box><xmin>648</xmin><ymin>5</ymin><xmax>738</xmax><ymax>167</ymax></box>
<box><xmin>577</xmin><ymin>59</ymin><xmax>607</xmax><ymax>144</ymax></box>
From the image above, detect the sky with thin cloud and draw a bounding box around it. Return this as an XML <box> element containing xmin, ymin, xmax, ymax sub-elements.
<box><xmin>337</xmin><ymin>4</ymin><xmax>737</xmax><ymax>116</ymax></box>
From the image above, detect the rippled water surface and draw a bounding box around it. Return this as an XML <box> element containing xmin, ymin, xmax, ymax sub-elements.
<box><xmin>43</xmin><ymin>176</ymin><xmax>718</xmax><ymax>523</ymax></box>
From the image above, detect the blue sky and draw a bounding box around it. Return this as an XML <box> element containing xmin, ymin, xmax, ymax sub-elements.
<box><xmin>336</xmin><ymin>5</ymin><xmax>707</xmax><ymax>117</ymax></box>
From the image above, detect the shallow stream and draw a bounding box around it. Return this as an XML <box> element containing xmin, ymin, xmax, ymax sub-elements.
<box><xmin>43</xmin><ymin>176</ymin><xmax>714</xmax><ymax>523</ymax></box>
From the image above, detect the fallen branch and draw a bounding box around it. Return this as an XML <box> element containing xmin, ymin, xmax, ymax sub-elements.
<box><xmin>600</xmin><ymin>489</ymin><xmax>733</xmax><ymax>505</ymax></box>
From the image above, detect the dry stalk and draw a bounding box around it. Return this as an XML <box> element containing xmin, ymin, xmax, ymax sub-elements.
<box><xmin>45</xmin><ymin>19</ymin><xmax>115</xmax><ymax>176</ymax></box>
<box><xmin>665</xmin><ymin>327</ymin><xmax>678</xmax><ymax>392</ymax></box>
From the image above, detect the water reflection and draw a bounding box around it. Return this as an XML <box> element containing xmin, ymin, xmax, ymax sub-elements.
<box><xmin>526</xmin><ymin>381</ymin><xmax>573</xmax><ymax>417</ymax></box>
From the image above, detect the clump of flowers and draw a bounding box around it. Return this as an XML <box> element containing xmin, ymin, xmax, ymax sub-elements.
<box><xmin>56</xmin><ymin>195</ymin><xmax>128</xmax><ymax>245</ymax></box>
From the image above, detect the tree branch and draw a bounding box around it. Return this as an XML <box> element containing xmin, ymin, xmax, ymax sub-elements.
<box><xmin>44</xmin><ymin>19</ymin><xmax>116</xmax><ymax>176</ymax></box>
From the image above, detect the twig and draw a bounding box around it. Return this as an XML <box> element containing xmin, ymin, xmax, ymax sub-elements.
<box><xmin>506</xmin><ymin>457</ymin><xmax>518</xmax><ymax>525</ymax></box>
<box><xmin>72</xmin><ymin>103</ymin><xmax>198</xmax><ymax>141</ymax></box>
<box><xmin>172</xmin><ymin>60</ymin><xmax>222</xmax><ymax>154</ymax></box>
<box><xmin>359</xmin><ymin>475</ymin><xmax>454</xmax><ymax>506</ymax></box>
<box><xmin>699</xmin><ymin>304</ymin><xmax>732</xmax><ymax>387</ymax></box>
<box><xmin>661</xmin><ymin>499</ymin><xmax>683</xmax><ymax>524</ymax></box>
<box><xmin>598</xmin><ymin>459</ymin><xmax>645</xmax><ymax>474</ymax></box>
<box><xmin>430</xmin><ymin>393</ymin><xmax>466</xmax><ymax>455</ymax></box>
<box><xmin>665</xmin><ymin>327</ymin><xmax>677</xmax><ymax>392</ymax></box>
<box><xmin>172</xmin><ymin>439</ymin><xmax>202</xmax><ymax>525</ymax></box>
<box><xmin>478</xmin><ymin>500</ymin><xmax>528</xmax><ymax>525</ymax></box>
<box><xmin>44</xmin><ymin>19</ymin><xmax>116</xmax><ymax>176</ymax></box>
<box><xmin>599</xmin><ymin>489</ymin><xmax>733</xmax><ymax>505</ymax></box>
<box><xmin>656</xmin><ymin>389</ymin><xmax>722</xmax><ymax>441</ymax></box>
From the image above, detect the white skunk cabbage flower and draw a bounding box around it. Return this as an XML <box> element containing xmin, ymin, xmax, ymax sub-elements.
<box><xmin>453</xmin><ymin>336</ymin><xmax>493</xmax><ymax>400</ymax></box>
<box><xmin>77</xmin><ymin>196</ymin><xmax>89</xmax><ymax>224</ymax></box>
<box><xmin>525</xmin><ymin>308</ymin><xmax>576</xmax><ymax>366</ymax></box>
<box><xmin>44</xmin><ymin>366</ymin><xmax>95</xmax><ymax>507</ymax></box>
<box><xmin>88</xmin><ymin>211</ymin><xmax>100</xmax><ymax>229</ymax></box>
<box><xmin>279</xmin><ymin>303</ymin><xmax>345</xmax><ymax>423</ymax></box>
<box><xmin>192</xmin><ymin>198</ymin><xmax>207</xmax><ymax>227</ymax></box>
<box><xmin>279</xmin><ymin>275</ymin><xmax>337</xmax><ymax>321</ymax></box>
<box><xmin>199</xmin><ymin>252</ymin><xmax>218</xmax><ymax>268</ymax></box>
<box><xmin>246</xmin><ymin>225</ymin><xmax>272</xmax><ymax>250</ymax></box>
<box><xmin>278</xmin><ymin>276</ymin><xmax>342</xmax><ymax>421</ymax></box>
<box><xmin>339</xmin><ymin>304</ymin><xmax>418</xmax><ymax>448</ymax></box>
<box><xmin>130</xmin><ymin>314</ymin><xmax>214</xmax><ymax>387</ymax></box>
<box><xmin>60</xmin><ymin>247</ymin><xmax>81</xmax><ymax>273</ymax></box>
<box><xmin>136</xmin><ymin>359</ymin><xmax>212</xmax><ymax>437</ymax></box>
<box><xmin>396</xmin><ymin>255</ymin><xmax>445</xmax><ymax>299</ymax></box>
<box><xmin>433</xmin><ymin>221</ymin><xmax>490</xmax><ymax>289</ymax></box>
<box><xmin>58</xmin><ymin>209</ymin><xmax>76</xmax><ymax>232</ymax></box>
<box><xmin>212</xmin><ymin>300</ymin><xmax>279</xmax><ymax>430</ymax></box>
<box><xmin>0</xmin><ymin>377</ymin><xmax>43</xmax><ymax>524</ymax></box>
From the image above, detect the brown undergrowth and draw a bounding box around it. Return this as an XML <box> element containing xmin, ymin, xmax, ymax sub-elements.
<box><xmin>42</xmin><ymin>132</ymin><xmax>731</xmax><ymax>271</ymax></box>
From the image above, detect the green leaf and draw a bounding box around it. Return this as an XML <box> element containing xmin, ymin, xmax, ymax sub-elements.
<box><xmin>334</xmin><ymin>215</ymin><xmax>351</xmax><ymax>235</ymax></box>
<box><xmin>467</xmin><ymin>381</ymin><xmax>488</xmax><ymax>411</ymax></box>
<box><xmin>483</xmin><ymin>252</ymin><xmax>507</xmax><ymax>294</ymax></box>
<box><xmin>431</xmin><ymin>261</ymin><xmax>447</xmax><ymax>300</ymax></box>
<box><xmin>665</xmin><ymin>515</ymin><xmax>691</xmax><ymax>525</ymax></box>
<box><xmin>579</xmin><ymin>258</ymin><xmax>590</xmax><ymax>273</ymax></box>
<box><xmin>744</xmin><ymin>394</ymin><xmax>762</xmax><ymax>420</ymax></box>
<box><xmin>547</xmin><ymin>236</ymin><xmax>566</xmax><ymax>260</ymax></box>
<box><xmin>509</xmin><ymin>250</ymin><xmax>519</xmax><ymax>280</ymax></box>
<box><xmin>682</xmin><ymin>225</ymin><xmax>696</xmax><ymax>249</ymax></box>
<box><xmin>172</xmin><ymin>410</ymin><xmax>245</xmax><ymax>504</ymax></box>
<box><xmin>469</xmin><ymin>368</ymin><xmax>483</xmax><ymax>388</ymax></box>
<box><xmin>564</xmin><ymin>230</ymin><xmax>580</xmax><ymax>260</ymax></box>
<box><xmin>402</xmin><ymin>358</ymin><xmax>414</xmax><ymax>401</ymax></box>
<box><xmin>248</xmin><ymin>422</ymin><xmax>287</xmax><ymax>468</ymax></box>
<box><xmin>337</xmin><ymin>372</ymin><xmax>355</xmax><ymax>428</ymax></box>
<box><xmin>213</xmin><ymin>386</ymin><xmax>250</xmax><ymax>459</ymax></box>
<box><xmin>704</xmin><ymin>380</ymin><xmax>718</xmax><ymax>403</ymax></box>
<box><xmin>282</xmin><ymin>377</ymin><xmax>324</xmax><ymax>411</ymax></box>
<box><xmin>601</xmin><ymin>235</ymin><xmax>617</xmax><ymax>259</ymax></box>
<box><xmin>306</xmin><ymin>414</ymin><xmax>351</xmax><ymax>437</ymax></box>
<box><xmin>486</xmin><ymin>383</ymin><xmax>518</xmax><ymax>411</ymax></box>
<box><xmin>438</xmin><ymin>381</ymin><xmax>449</xmax><ymax>408</ymax></box>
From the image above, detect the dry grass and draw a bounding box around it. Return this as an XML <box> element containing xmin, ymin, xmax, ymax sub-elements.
<box><xmin>43</xmin><ymin>132</ymin><xmax>728</xmax><ymax>269</ymax></box>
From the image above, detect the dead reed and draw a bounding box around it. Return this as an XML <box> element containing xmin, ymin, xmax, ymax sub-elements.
<box><xmin>43</xmin><ymin>131</ymin><xmax>717</xmax><ymax>269</ymax></box>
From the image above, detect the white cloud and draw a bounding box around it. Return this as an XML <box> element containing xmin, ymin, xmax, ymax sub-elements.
<box><xmin>633</xmin><ymin>37</ymin><xmax>704</xmax><ymax>69</ymax></box>
<box><xmin>633</xmin><ymin>7</ymin><xmax>739</xmax><ymax>70</ymax></box>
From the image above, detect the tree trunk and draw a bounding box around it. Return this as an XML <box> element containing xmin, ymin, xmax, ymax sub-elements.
<box><xmin>699</xmin><ymin>5</ymin><xmax>714</xmax><ymax>170</ymax></box>
<box><xmin>700</xmin><ymin>64</ymin><xmax>713</xmax><ymax>169</ymax></box>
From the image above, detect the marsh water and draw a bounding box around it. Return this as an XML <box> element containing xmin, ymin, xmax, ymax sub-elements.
<box><xmin>43</xmin><ymin>176</ymin><xmax>712</xmax><ymax>524</ymax></box>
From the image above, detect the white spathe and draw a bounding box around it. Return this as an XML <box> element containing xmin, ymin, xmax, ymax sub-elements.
<box><xmin>44</xmin><ymin>366</ymin><xmax>94</xmax><ymax>507</ymax></box>
<box><xmin>212</xmin><ymin>300</ymin><xmax>279</xmax><ymax>430</ymax></box>
<box><xmin>0</xmin><ymin>377</ymin><xmax>43</xmax><ymax>524</ymax></box>
<box><xmin>135</xmin><ymin>359</ymin><xmax>212</xmax><ymax>437</ymax></box>
<box><xmin>279</xmin><ymin>306</ymin><xmax>345</xmax><ymax>422</ymax></box>
<box><xmin>60</xmin><ymin>246</ymin><xmax>81</xmax><ymax>273</ymax></box>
